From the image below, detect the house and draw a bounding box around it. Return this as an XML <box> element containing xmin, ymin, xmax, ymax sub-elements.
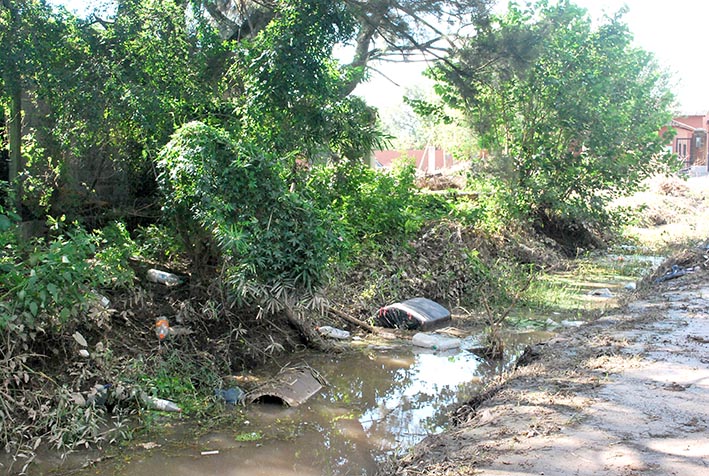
<box><xmin>371</xmin><ymin>146</ymin><xmax>459</xmax><ymax>174</ymax></box>
<box><xmin>661</xmin><ymin>113</ymin><xmax>709</xmax><ymax>170</ymax></box>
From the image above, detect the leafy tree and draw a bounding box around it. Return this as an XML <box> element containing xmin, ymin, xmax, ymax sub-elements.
<box><xmin>41</xmin><ymin>0</ymin><xmax>231</xmax><ymax>210</ymax></box>
<box><xmin>226</xmin><ymin>0</ymin><xmax>388</xmax><ymax>163</ymax></box>
<box><xmin>428</xmin><ymin>0</ymin><xmax>676</xmax><ymax>239</ymax></box>
<box><xmin>202</xmin><ymin>0</ymin><xmax>494</xmax><ymax>94</ymax></box>
<box><xmin>0</xmin><ymin>0</ymin><xmax>59</xmax><ymax>210</ymax></box>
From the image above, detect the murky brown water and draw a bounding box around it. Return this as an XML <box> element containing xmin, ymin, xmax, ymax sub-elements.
<box><xmin>32</xmin><ymin>331</ymin><xmax>550</xmax><ymax>476</ymax></box>
<box><xmin>18</xmin><ymin>253</ymin><xmax>662</xmax><ymax>476</ymax></box>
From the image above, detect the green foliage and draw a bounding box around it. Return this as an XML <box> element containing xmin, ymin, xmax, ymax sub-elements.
<box><xmin>0</xmin><ymin>219</ymin><xmax>136</xmax><ymax>331</ymax></box>
<box><xmin>430</xmin><ymin>0</ymin><xmax>677</xmax><ymax>227</ymax></box>
<box><xmin>234</xmin><ymin>431</ymin><xmax>263</xmax><ymax>442</ymax></box>
<box><xmin>20</xmin><ymin>132</ymin><xmax>63</xmax><ymax>218</ymax></box>
<box><xmin>303</xmin><ymin>160</ymin><xmax>424</xmax><ymax>251</ymax></box>
<box><xmin>229</xmin><ymin>0</ymin><xmax>385</xmax><ymax>161</ymax></box>
<box><xmin>134</xmin><ymin>224</ymin><xmax>184</xmax><ymax>264</ymax></box>
<box><xmin>157</xmin><ymin>121</ymin><xmax>340</xmax><ymax>293</ymax></box>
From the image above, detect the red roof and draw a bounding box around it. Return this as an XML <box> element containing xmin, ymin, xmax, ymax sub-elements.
<box><xmin>373</xmin><ymin>148</ymin><xmax>455</xmax><ymax>172</ymax></box>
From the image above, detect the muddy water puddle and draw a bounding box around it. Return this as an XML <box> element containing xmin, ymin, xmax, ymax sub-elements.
<box><xmin>33</xmin><ymin>253</ymin><xmax>662</xmax><ymax>475</ymax></box>
<box><xmin>43</xmin><ymin>331</ymin><xmax>550</xmax><ymax>476</ymax></box>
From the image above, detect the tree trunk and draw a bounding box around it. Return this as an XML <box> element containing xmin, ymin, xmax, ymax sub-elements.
<box><xmin>8</xmin><ymin>81</ymin><xmax>22</xmax><ymax>210</ymax></box>
<box><xmin>0</xmin><ymin>105</ymin><xmax>7</xmax><ymax>183</ymax></box>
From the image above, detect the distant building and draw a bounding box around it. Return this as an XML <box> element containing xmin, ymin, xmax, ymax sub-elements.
<box><xmin>661</xmin><ymin>113</ymin><xmax>709</xmax><ymax>169</ymax></box>
<box><xmin>371</xmin><ymin>146</ymin><xmax>460</xmax><ymax>174</ymax></box>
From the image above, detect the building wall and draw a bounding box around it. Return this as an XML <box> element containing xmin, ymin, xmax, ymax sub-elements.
<box><xmin>664</xmin><ymin>113</ymin><xmax>709</xmax><ymax>168</ymax></box>
<box><xmin>373</xmin><ymin>148</ymin><xmax>457</xmax><ymax>173</ymax></box>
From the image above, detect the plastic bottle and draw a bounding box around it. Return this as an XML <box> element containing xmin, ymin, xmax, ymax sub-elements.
<box><xmin>412</xmin><ymin>332</ymin><xmax>461</xmax><ymax>351</ymax></box>
<box><xmin>142</xmin><ymin>395</ymin><xmax>182</xmax><ymax>412</ymax></box>
<box><xmin>155</xmin><ymin>318</ymin><xmax>170</xmax><ymax>341</ymax></box>
<box><xmin>91</xmin><ymin>290</ymin><xmax>111</xmax><ymax>308</ymax></box>
<box><xmin>317</xmin><ymin>326</ymin><xmax>350</xmax><ymax>340</ymax></box>
<box><xmin>147</xmin><ymin>269</ymin><xmax>182</xmax><ymax>286</ymax></box>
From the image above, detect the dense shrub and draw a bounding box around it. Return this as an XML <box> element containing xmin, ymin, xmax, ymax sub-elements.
<box><xmin>0</xmin><ymin>219</ymin><xmax>136</xmax><ymax>331</ymax></box>
<box><xmin>157</xmin><ymin>121</ymin><xmax>341</xmax><ymax>293</ymax></box>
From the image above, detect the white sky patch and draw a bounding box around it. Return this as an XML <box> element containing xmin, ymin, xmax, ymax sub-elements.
<box><xmin>358</xmin><ymin>0</ymin><xmax>709</xmax><ymax>114</ymax></box>
<box><xmin>45</xmin><ymin>0</ymin><xmax>709</xmax><ymax>113</ymax></box>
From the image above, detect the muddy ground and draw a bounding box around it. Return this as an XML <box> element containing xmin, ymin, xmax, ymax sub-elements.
<box><xmin>386</xmin><ymin>259</ymin><xmax>709</xmax><ymax>475</ymax></box>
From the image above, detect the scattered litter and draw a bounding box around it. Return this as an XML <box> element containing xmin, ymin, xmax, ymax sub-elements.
<box><xmin>625</xmin><ymin>282</ymin><xmax>637</xmax><ymax>291</ymax></box>
<box><xmin>246</xmin><ymin>366</ymin><xmax>324</xmax><ymax>407</ymax></box>
<box><xmin>142</xmin><ymin>395</ymin><xmax>182</xmax><ymax>412</ymax></box>
<box><xmin>460</xmin><ymin>335</ymin><xmax>483</xmax><ymax>351</ymax></box>
<box><xmin>545</xmin><ymin>318</ymin><xmax>560</xmax><ymax>328</ymax></box>
<box><xmin>655</xmin><ymin>265</ymin><xmax>692</xmax><ymax>283</ymax></box>
<box><xmin>78</xmin><ymin>349</ymin><xmax>90</xmax><ymax>358</ymax></box>
<box><xmin>146</xmin><ymin>268</ymin><xmax>182</xmax><ymax>286</ymax></box>
<box><xmin>560</xmin><ymin>320</ymin><xmax>584</xmax><ymax>328</ymax></box>
<box><xmin>201</xmin><ymin>450</ymin><xmax>219</xmax><ymax>456</ymax></box>
<box><xmin>588</xmin><ymin>288</ymin><xmax>613</xmax><ymax>298</ymax></box>
<box><xmin>91</xmin><ymin>290</ymin><xmax>111</xmax><ymax>308</ymax></box>
<box><xmin>155</xmin><ymin>318</ymin><xmax>170</xmax><ymax>341</ymax></box>
<box><xmin>215</xmin><ymin>387</ymin><xmax>245</xmax><ymax>404</ymax></box>
<box><xmin>411</xmin><ymin>332</ymin><xmax>461</xmax><ymax>351</ymax></box>
<box><xmin>139</xmin><ymin>442</ymin><xmax>161</xmax><ymax>450</ymax></box>
<box><xmin>376</xmin><ymin>298</ymin><xmax>451</xmax><ymax>331</ymax></box>
<box><xmin>154</xmin><ymin>317</ymin><xmax>193</xmax><ymax>341</ymax></box>
<box><xmin>316</xmin><ymin>326</ymin><xmax>350</xmax><ymax>340</ymax></box>
<box><xmin>72</xmin><ymin>332</ymin><xmax>88</xmax><ymax>347</ymax></box>
<box><xmin>72</xmin><ymin>384</ymin><xmax>112</xmax><ymax>407</ymax></box>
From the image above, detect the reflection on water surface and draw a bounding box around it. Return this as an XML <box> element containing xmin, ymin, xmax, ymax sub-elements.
<box><xmin>39</xmin><ymin>331</ymin><xmax>550</xmax><ymax>476</ymax></box>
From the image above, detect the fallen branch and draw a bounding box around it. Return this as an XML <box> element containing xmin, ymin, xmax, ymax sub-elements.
<box><xmin>326</xmin><ymin>305</ymin><xmax>378</xmax><ymax>334</ymax></box>
<box><xmin>283</xmin><ymin>306</ymin><xmax>341</xmax><ymax>353</ymax></box>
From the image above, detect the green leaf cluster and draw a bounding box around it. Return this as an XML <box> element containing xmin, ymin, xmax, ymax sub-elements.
<box><xmin>0</xmin><ymin>220</ymin><xmax>136</xmax><ymax>331</ymax></box>
<box><xmin>431</xmin><ymin>0</ymin><xmax>677</xmax><ymax>226</ymax></box>
<box><xmin>157</xmin><ymin>121</ymin><xmax>340</xmax><ymax>292</ymax></box>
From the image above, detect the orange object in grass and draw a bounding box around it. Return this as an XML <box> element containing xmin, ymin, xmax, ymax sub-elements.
<box><xmin>155</xmin><ymin>319</ymin><xmax>170</xmax><ymax>341</ymax></box>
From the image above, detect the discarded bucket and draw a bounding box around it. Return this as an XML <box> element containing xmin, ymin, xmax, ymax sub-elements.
<box><xmin>376</xmin><ymin>297</ymin><xmax>451</xmax><ymax>331</ymax></box>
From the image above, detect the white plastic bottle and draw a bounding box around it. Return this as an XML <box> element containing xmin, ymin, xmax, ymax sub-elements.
<box><xmin>142</xmin><ymin>395</ymin><xmax>182</xmax><ymax>412</ymax></box>
<box><xmin>147</xmin><ymin>269</ymin><xmax>182</xmax><ymax>286</ymax></box>
<box><xmin>412</xmin><ymin>332</ymin><xmax>461</xmax><ymax>351</ymax></box>
<box><xmin>317</xmin><ymin>326</ymin><xmax>350</xmax><ymax>340</ymax></box>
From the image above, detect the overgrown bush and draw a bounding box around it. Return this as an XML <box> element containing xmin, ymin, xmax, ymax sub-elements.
<box><xmin>0</xmin><ymin>219</ymin><xmax>136</xmax><ymax>331</ymax></box>
<box><xmin>0</xmin><ymin>218</ymin><xmax>141</xmax><ymax>466</ymax></box>
<box><xmin>303</xmin><ymin>160</ymin><xmax>426</xmax><ymax>252</ymax></box>
<box><xmin>157</xmin><ymin>121</ymin><xmax>341</xmax><ymax>295</ymax></box>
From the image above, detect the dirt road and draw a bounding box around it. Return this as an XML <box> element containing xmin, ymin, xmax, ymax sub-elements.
<box><xmin>387</xmin><ymin>263</ymin><xmax>709</xmax><ymax>475</ymax></box>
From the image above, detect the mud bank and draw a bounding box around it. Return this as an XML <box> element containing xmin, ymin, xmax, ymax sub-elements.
<box><xmin>385</xmin><ymin>267</ymin><xmax>709</xmax><ymax>475</ymax></box>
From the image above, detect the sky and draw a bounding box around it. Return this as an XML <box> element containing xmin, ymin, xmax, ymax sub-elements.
<box><xmin>50</xmin><ymin>0</ymin><xmax>709</xmax><ymax>113</ymax></box>
<box><xmin>356</xmin><ymin>0</ymin><xmax>709</xmax><ymax>114</ymax></box>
